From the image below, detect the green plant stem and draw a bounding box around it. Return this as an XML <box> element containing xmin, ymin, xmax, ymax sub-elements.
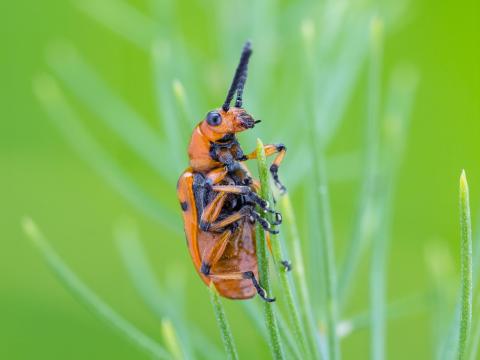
<box><xmin>114</xmin><ymin>222</ymin><xmax>222</xmax><ymax>360</ymax></box>
<box><xmin>302</xmin><ymin>18</ymin><xmax>340</xmax><ymax>360</ymax></box>
<box><xmin>338</xmin><ymin>25</ymin><xmax>381</xmax><ymax>309</ymax></box>
<box><xmin>33</xmin><ymin>74</ymin><xmax>180</xmax><ymax>233</ymax></box>
<box><xmin>256</xmin><ymin>138</ymin><xmax>285</xmax><ymax>360</ymax></box>
<box><xmin>467</xmin><ymin>296</ymin><xmax>480</xmax><ymax>360</ymax></box>
<box><xmin>161</xmin><ymin>319</ymin><xmax>185</xmax><ymax>360</ymax></box>
<box><xmin>338</xmin><ymin>292</ymin><xmax>430</xmax><ymax>338</ymax></box>
<box><xmin>208</xmin><ymin>284</ymin><xmax>239</xmax><ymax>360</ymax></box>
<box><xmin>458</xmin><ymin>170</ymin><xmax>473</xmax><ymax>360</ymax></box>
<box><xmin>364</xmin><ymin>16</ymin><xmax>386</xmax><ymax>360</ymax></box>
<box><xmin>265</xmin><ymin>204</ymin><xmax>310</xmax><ymax>358</ymax></box>
<box><xmin>280</xmin><ymin>194</ymin><xmax>322</xmax><ymax>358</ymax></box>
<box><xmin>241</xmin><ymin>301</ymin><xmax>302</xmax><ymax>359</ymax></box>
<box><xmin>22</xmin><ymin>218</ymin><xmax>169</xmax><ymax>360</ymax></box>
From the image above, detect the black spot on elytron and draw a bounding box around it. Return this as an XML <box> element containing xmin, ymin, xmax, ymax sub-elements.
<box><xmin>200</xmin><ymin>262</ymin><xmax>211</xmax><ymax>276</ymax></box>
<box><xmin>180</xmin><ymin>201</ymin><xmax>188</xmax><ymax>211</ymax></box>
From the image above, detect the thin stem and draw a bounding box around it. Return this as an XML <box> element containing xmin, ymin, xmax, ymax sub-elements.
<box><xmin>339</xmin><ymin>15</ymin><xmax>383</xmax><ymax>313</ymax></box>
<box><xmin>208</xmin><ymin>284</ymin><xmax>239</xmax><ymax>360</ymax></box>
<box><xmin>114</xmin><ymin>222</ymin><xmax>221</xmax><ymax>360</ymax></box>
<box><xmin>161</xmin><ymin>319</ymin><xmax>185</xmax><ymax>360</ymax></box>
<box><xmin>302</xmin><ymin>19</ymin><xmax>340</xmax><ymax>360</ymax></box>
<box><xmin>280</xmin><ymin>194</ymin><xmax>323</xmax><ymax>358</ymax></box>
<box><xmin>365</xmin><ymin>16</ymin><xmax>386</xmax><ymax>360</ymax></box>
<box><xmin>264</xmin><ymin>202</ymin><xmax>310</xmax><ymax>357</ymax></box>
<box><xmin>338</xmin><ymin>292</ymin><xmax>430</xmax><ymax>338</ymax></box>
<box><xmin>467</xmin><ymin>296</ymin><xmax>480</xmax><ymax>360</ymax></box>
<box><xmin>33</xmin><ymin>74</ymin><xmax>180</xmax><ymax>233</ymax></box>
<box><xmin>22</xmin><ymin>218</ymin><xmax>169</xmax><ymax>360</ymax></box>
<box><xmin>241</xmin><ymin>301</ymin><xmax>302</xmax><ymax>360</ymax></box>
<box><xmin>256</xmin><ymin>138</ymin><xmax>285</xmax><ymax>360</ymax></box>
<box><xmin>458</xmin><ymin>170</ymin><xmax>473</xmax><ymax>360</ymax></box>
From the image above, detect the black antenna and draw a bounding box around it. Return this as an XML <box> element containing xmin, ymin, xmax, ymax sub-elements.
<box><xmin>222</xmin><ymin>41</ymin><xmax>252</xmax><ymax>111</ymax></box>
<box><xmin>234</xmin><ymin>59</ymin><xmax>249</xmax><ymax>108</ymax></box>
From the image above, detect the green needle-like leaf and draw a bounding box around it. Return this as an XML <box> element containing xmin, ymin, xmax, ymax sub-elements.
<box><xmin>22</xmin><ymin>218</ymin><xmax>170</xmax><ymax>360</ymax></box>
<box><xmin>161</xmin><ymin>319</ymin><xmax>185</xmax><ymax>360</ymax></box>
<box><xmin>256</xmin><ymin>138</ymin><xmax>285</xmax><ymax>360</ymax></box>
<box><xmin>209</xmin><ymin>284</ymin><xmax>239</xmax><ymax>360</ymax></box>
<box><xmin>458</xmin><ymin>170</ymin><xmax>473</xmax><ymax>360</ymax></box>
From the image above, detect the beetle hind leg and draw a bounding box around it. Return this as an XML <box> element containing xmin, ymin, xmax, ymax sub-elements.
<box><xmin>207</xmin><ymin>271</ymin><xmax>275</xmax><ymax>302</ymax></box>
<box><xmin>242</xmin><ymin>271</ymin><xmax>275</xmax><ymax>302</ymax></box>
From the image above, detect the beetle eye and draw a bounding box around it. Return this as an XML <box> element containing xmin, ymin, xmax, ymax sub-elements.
<box><xmin>206</xmin><ymin>111</ymin><xmax>222</xmax><ymax>126</ymax></box>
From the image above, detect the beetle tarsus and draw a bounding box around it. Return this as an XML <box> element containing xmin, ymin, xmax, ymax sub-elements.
<box><xmin>270</xmin><ymin>211</ymin><xmax>282</xmax><ymax>225</ymax></box>
<box><xmin>251</xmin><ymin>210</ymin><xmax>279</xmax><ymax>234</ymax></box>
<box><xmin>200</xmin><ymin>262</ymin><xmax>211</xmax><ymax>276</ymax></box>
<box><xmin>280</xmin><ymin>260</ymin><xmax>292</xmax><ymax>272</ymax></box>
<box><xmin>243</xmin><ymin>271</ymin><xmax>276</xmax><ymax>302</ymax></box>
<box><xmin>270</xmin><ymin>164</ymin><xmax>287</xmax><ymax>194</ymax></box>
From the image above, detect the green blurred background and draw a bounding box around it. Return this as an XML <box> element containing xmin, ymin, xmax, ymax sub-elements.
<box><xmin>1</xmin><ymin>0</ymin><xmax>479</xmax><ymax>359</ymax></box>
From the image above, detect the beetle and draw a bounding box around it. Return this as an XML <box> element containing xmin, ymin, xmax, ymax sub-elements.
<box><xmin>177</xmin><ymin>42</ymin><xmax>287</xmax><ymax>302</ymax></box>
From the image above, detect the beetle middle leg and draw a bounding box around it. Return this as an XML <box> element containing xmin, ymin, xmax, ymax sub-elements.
<box><xmin>206</xmin><ymin>205</ymin><xmax>278</xmax><ymax>234</ymax></box>
<box><xmin>210</xmin><ymin>184</ymin><xmax>281</xmax><ymax>223</ymax></box>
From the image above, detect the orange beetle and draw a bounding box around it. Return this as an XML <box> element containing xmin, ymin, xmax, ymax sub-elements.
<box><xmin>177</xmin><ymin>42</ymin><xmax>287</xmax><ymax>301</ymax></box>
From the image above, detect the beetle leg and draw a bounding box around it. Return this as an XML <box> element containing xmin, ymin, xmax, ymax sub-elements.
<box><xmin>244</xmin><ymin>144</ymin><xmax>287</xmax><ymax>194</ymax></box>
<box><xmin>200</xmin><ymin>192</ymin><xmax>228</xmax><ymax>225</ymax></box>
<box><xmin>199</xmin><ymin>229</ymin><xmax>232</xmax><ymax>276</ymax></box>
<box><xmin>280</xmin><ymin>260</ymin><xmax>292</xmax><ymax>272</ymax></box>
<box><xmin>206</xmin><ymin>206</ymin><xmax>251</xmax><ymax>232</ymax></box>
<box><xmin>249</xmin><ymin>209</ymin><xmax>279</xmax><ymax>235</ymax></box>
<box><xmin>210</xmin><ymin>184</ymin><xmax>269</xmax><ymax>210</ymax></box>
<box><xmin>265</xmin><ymin>233</ymin><xmax>291</xmax><ymax>272</ymax></box>
<box><xmin>203</xmin><ymin>206</ymin><xmax>278</xmax><ymax>234</ymax></box>
<box><xmin>205</xmin><ymin>167</ymin><xmax>229</xmax><ymax>185</ymax></box>
<box><xmin>207</xmin><ymin>271</ymin><xmax>275</xmax><ymax>302</ymax></box>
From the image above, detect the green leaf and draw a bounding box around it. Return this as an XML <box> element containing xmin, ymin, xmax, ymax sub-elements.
<box><xmin>33</xmin><ymin>74</ymin><xmax>180</xmax><ymax>232</ymax></box>
<box><xmin>256</xmin><ymin>138</ymin><xmax>285</xmax><ymax>360</ymax></box>
<box><xmin>458</xmin><ymin>170</ymin><xmax>473</xmax><ymax>360</ymax></box>
<box><xmin>209</xmin><ymin>284</ymin><xmax>239</xmax><ymax>360</ymax></box>
<box><xmin>22</xmin><ymin>218</ymin><xmax>170</xmax><ymax>360</ymax></box>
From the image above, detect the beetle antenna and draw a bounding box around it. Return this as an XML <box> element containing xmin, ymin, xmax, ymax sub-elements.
<box><xmin>222</xmin><ymin>41</ymin><xmax>252</xmax><ymax>111</ymax></box>
<box><xmin>234</xmin><ymin>58</ymin><xmax>249</xmax><ymax>108</ymax></box>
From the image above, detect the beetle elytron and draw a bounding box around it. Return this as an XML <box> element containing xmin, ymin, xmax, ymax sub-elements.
<box><xmin>177</xmin><ymin>42</ymin><xmax>287</xmax><ymax>302</ymax></box>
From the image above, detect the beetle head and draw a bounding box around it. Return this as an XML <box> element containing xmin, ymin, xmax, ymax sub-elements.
<box><xmin>199</xmin><ymin>41</ymin><xmax>260</xmax><ymax>142</ymax></box>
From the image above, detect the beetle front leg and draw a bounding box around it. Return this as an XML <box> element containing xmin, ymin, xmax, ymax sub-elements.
<box><xmin>244</xmin><ymin>143</ymin><xmax>287</xmax><ymax>193</ymax></box>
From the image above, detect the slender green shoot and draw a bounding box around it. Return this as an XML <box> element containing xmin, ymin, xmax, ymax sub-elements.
<box><xmin>74</xmin><ymin>0</ymin><xmax>155</xmax><ymax>50</ymax></box>
<box><xmin>339</xmin><ymin>13</ymin><xmax>383</xmax><ymax>310</ymax></box>
<box><xmin>208</xmin><ymin>284</ymin><xmax>239</xmax><ymax>360</ymax></box>
<box><xmin>241</xmin><ymin>301</ymin><xmax>302</xmax><ymax>360</ymax></box>
<box><xmin>256</xmin><ymin>138</ymin><xmax>285</xmax><ymax>360</ymax></box>
<box><xmin>114</xmin><ymin>221</ymin><xmax>222</xmax><ymax>360</ymax></box>
<box><xmin>161</xmin><ymin>318</ymin><xmax>185</xmax><ymax>360</ymax></box>
<box><xmin>255</xmin><ymin>179</ymin><xmax>310</xmax><ymax>356</ymax></box>
<box><xmin>467</xmin><ymin>297</ymin><xmax>480</xmax><ymax>360</ymax></box>
<box><xmin>302</xmin><ymin>18</ymin><xmax>340</xmax><ymax>360</ymax></box>
<box><xmin>337</xmin><ymin>292</ymin><xmax>430</xmax><ymax>338</ymax></box>
<box><xmin>22</xmin><ymin>218</ymin><xmax>169</xmax><ymax>360</ymax></box>
<box><xmin>458</xmin><ymin>170</ymin><xmax>473</xmax><ymax>360</ymax></box>
<box><xmin>280</xmin><ymin>194</ymin><xmax>322</xmax><ymax>358</ymax></box>
<box><xmin>367</xmin><ymin>16</ymin><xmax>385</xmax><ymax>360</ymax></box>
<box><xmin>47</xmin><ymin>45</ymin><xmax>177</xmax><ymax>183</ymax></box>
<box><xmin>33</xmin><ymin>74</ymin><xmax>180</xmax><ymax>232</ymax></box>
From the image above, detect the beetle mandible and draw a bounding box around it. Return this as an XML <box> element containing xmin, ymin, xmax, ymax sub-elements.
<box><xmin>177</xmin><ymin>42</ymin><xmax>287</xmax><ymax>302</ymax></box>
